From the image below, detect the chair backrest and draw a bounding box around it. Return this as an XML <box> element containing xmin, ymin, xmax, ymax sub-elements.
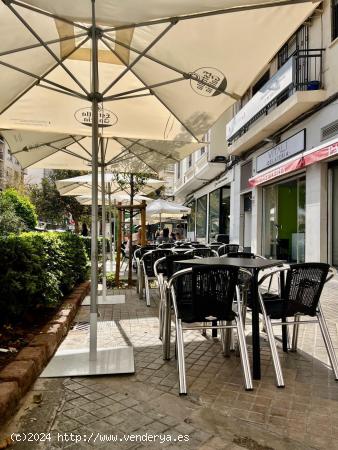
<box><xmin>142</xmin><ymin>249</ymin><xmax>172</xmax><ymax>276</ymax></box>
<box><xmin>215</xmin><ymin>234</ymin><xmax>229</xmax><ymax>244</ymax></box>
<box><xmin>209</xmin><ymin>243</ymin><xmax>223</xmax><ymax>251</ymax></box>
<box><xmin>218</xmin><ymin>244</ymin><xmax>240</xmax><ymax>256</ymax></box>
<box><xmin>160</xmin><ymin>253</ymin><xmax>195</xmax><ymax>277</ymax></box>
<box><xmin>175</xmin><ymin>243</ymin><xmax>192</xmax><ymax>249</ymax></box>
<box><xmin>139</xmin><ymin>245</ymin><xmax>157</xmax><ymax>257</ymax></box>
<box><xmin>172</xmin><ymin>265</ymin><xmax>239</xmax><ymax>323</ymax></box>
<box><xmin>226</xmin><ymin>251</ymin><xmax>255</xmax><ymax>259</ymax></box>
<box><xmin>284</xmin><ymin>263</ymin><xmax>330</xmax><ymax>316</ymax></box>
<box><xmin>190</xmin><ymin>243</ymin><xmax>208</xmax><ymax>248</ymax></box>
<box><xmin>185</xmin><ymin>248</ymin><xmax>216</xmax><ymax>258</ymax></box>
<box><xmin>158</xmin><ymin>242</ymin><xmax>175</xmax><ymax>249</ymax></box>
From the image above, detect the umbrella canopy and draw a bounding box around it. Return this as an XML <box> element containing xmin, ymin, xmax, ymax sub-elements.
<box><xmin>55</xmin><ymin>172</ymin><xmax>165</xmax><ymax>196</ymax></box>
<box><xmin>0</xmin><ymin>1</ymin><xmax>317</xmax><ymax>142</ymax></box>
<box><xmin>76</xmin><ymin>193</ymin><xmax>151</xmax><ymax>205</ymax></box>
<box><xmin>146</xmin><ymin>198</ymin><xmax>190</xmax><ymax>216</ymax></box>
<box><xmin>2</xmin><ymin>131</ymin><xmax>203</xmax><ymax>173</ymax></box>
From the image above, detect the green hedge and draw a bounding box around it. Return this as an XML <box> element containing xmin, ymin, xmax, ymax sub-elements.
<box><xmin>81</xmin><ymin>236</ymin><xmax>110</xmax><ymax>258</ymax></box>
<box><xmin>0</xmin><ymin>232</ymin><xmax>89</xmax><ymax>323</ymax></box>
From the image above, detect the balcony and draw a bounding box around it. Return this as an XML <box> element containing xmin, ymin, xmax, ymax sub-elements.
<box><xmin>227</xmin><ymin>50</ymin><xmax>326</xmax><ymax>155</ymax></box>
<box><xmin>174</xmin><ymin>152</ymin><xmax>224</xmax><ymax>199</ymax></box>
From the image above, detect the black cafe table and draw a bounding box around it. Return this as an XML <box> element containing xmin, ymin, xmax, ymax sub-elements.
<box><xmin>164</xmin><ymin>256</ymin><xmax>284</xmax><ymax>380</ymax></box>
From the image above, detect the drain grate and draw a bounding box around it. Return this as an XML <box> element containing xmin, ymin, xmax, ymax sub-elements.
<box><xmin>71</xmin><ymin>321</ymin><xmax>90</xmax><ymax>331</ymax></box>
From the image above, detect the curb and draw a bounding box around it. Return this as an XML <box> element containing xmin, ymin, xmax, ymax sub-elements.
<box><xmin>0</xmin><ymin>281</ymin><xmax>90</xmax><ymax>428</ymax></box>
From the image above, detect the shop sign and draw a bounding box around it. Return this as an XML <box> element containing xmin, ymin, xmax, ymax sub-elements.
<box><xmin>256</xmin><ymin>129</ymin><xmax>305</xmax><ymax>172</ymax></box>
<box><xmin>226</xmin><ymin>58</ymin><xmax>293</xmax><ymax>139</ymax></box>
<box><xmin>249</xmin><ymin>138</ymin><xmax>338</xmax><ymax>187</ymax></box>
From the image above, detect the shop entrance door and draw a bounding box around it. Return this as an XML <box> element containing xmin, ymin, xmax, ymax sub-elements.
<box><xmin>262</xmin><ymin>177</ymin><xmax>305</xmax><ymax>262</ymax></box>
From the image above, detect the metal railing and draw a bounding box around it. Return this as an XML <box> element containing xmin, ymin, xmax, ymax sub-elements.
<box><xmin>228</xmin><ymin>49</ymin><xmax>324</xmax><ymax>145</ymax></box>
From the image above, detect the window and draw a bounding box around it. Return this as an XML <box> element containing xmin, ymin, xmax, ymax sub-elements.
<box><xmin>177</xmin><ymin>161</ymin><xmax>181</xmax><ymax>179</ymax></box>
<box><xmin>333</xmin><ymin>0</ymin><xmax>338</xmax><ymax>40</ymax></box>
<box><xmin>187</xmin><ymin>200</ymin><xmax>196</xmax><ymax>239</ymax></box>
<box><xmin>252</xmin><ymin>70</ymin><xmax>270</xmax><ymax>96</ymax></box>
<box><xmin>188</xmin><ymin>154</ymin><xmax>193</xmax><ymax>168</ymax></box>
<box><xmin>220</xmin><ymin>187</ymin><xmax>231</xmax><ymax>236</ymax></box>
<box><xmin>209</xmin><ymin>189</ymin><xmax>221</xmax><ymax>240</ymax></box>
<box><xmin>196</xmin><ymin>195</ymin><xmax>207</xmax><ymax>238</ymax></box>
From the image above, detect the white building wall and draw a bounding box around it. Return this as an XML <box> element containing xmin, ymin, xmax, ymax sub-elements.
<box><xmin>305</xmin><ymin>163</ymin><xmax>328</xmax><ymax>262</ymax></box>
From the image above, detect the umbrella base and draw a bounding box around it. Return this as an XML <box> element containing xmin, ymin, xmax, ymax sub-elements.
<box><xmin>40</xmin><ymin>347</ymin><xmax>135</xmax><ymax>377</ymax></box>
<box><xmin>82</xmin><ymin>294</ymin><xmax>125</xmax><ymax>305</ymax></box>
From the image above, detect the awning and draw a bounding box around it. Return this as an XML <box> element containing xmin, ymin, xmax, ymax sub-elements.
<box><xmin>249</xmin><ymin>138</ymin><xmax>338</xmax><ymax>187</ymax></box>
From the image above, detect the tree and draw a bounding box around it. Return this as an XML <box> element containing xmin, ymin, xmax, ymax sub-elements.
<box><xmin>0</xmin><ymin>188</ymin><xmax>37</xmax><ymax>230</ymax></box>
<box><xmin>0</xmin><ymin>194</ymin><xmax>25</xmax><ymax>235</ymax></box>
<box><xmin>27</xmin><ymin>170</ymin><xmax>91</xmax><ymax>232</ymax></box>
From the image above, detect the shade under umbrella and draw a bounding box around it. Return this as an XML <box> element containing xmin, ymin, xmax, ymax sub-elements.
<box><xmin>76</xmin><ymin>193</ymin><xmax>151</xmax><ymax>205</ymax></box>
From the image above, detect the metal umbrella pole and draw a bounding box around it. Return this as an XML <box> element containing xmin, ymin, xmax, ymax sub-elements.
<box><xmin>100</xmin><ymin>138</ymin><xmax>107</xmax><ymax>300</ymax></box>
<box><xmin>108</xmin><ymin>186</ymin><xmax>113</xmax><ymax>273</ymax></box>
<box><xmin>89</xmin><ymin>0</ymin><xmax>99</xmax><ymax>361</ymax></box>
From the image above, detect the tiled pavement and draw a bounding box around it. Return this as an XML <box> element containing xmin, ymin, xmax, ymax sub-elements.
<box><xmin>2</xmin><ymin>277</ymin><xmax>338</xmax><ymax>450</ymax></box>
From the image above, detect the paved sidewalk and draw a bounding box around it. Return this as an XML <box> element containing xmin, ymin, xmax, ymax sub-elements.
<box><xmin>1</xmin><ymin>278</ymin><xmax>338</xmax><ymax>450</ymax></box>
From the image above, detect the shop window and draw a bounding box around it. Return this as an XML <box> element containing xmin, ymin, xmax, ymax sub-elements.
<box><xmin>220</xmin><ymin>187</ymin><xmax>231</xmax><ymax>236</ymax></box>
<box><xmin>196</xmin><ymin>195</ymin><xmax>207</xmax><ymax>238</ymax></box>
<box><xmin>209</xmin><ymin>189</ymin><xmax>221</xmax><ymax>240</ymax></box>
<box><xmin>333</xmin><ymin>0</ymin><xmax>338</xmax><ymax>40</ymax></box>
<box><xmin>187</xmin><ymin>200</ymin><xmax>196</xmax><ymax>239</ymax></box>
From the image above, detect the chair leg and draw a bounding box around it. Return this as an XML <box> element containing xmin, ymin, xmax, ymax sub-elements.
<box><xmin>145</xmin><ymin>276</ymin><xmax>151</xmax><ymax>307</ymax></box>
<box><xmin>264</xmin><ymin>315</ymin><xmax>285</xmax><ymax>387</ymax></box>
<box><xmin>202</xmin><ymin>322</ymin><xmax>207</xmax><ymax>337</ymax></box>
<box><xmin>138</xmin><ymin>268</ymin><xmax>144</xmax><ymax>300</ymax></box>
<box><xmin>176</xmin><ymin>319</ymin><xmax>187</xmax><ymax>395</ymax></box>
<box><xmin>317</xmin><ymin>306</ymin><xmax>338</xmax><ymax>380</ymax></box>
<box><xmin>235</xmin><ymin>316</ymin><xmax>253</xmax><ymax>391</ymax></box>
<box><xmin>291</xmin><ymin>314</ymin><xmax>300</xmax><ymax>352</ymax></box>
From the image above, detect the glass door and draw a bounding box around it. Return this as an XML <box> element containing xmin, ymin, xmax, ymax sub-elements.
<box><xmin>262</xmin><ymin>185</ymin><xmax>278</xmax><ymax>259</ymax></box>
<box><xmin>332</xmin><ymin>166</ymin><xmax>338</xmax><ymax>266</ymax></box>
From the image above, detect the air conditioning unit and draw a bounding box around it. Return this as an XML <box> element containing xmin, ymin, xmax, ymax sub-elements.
<box><xmin>209</xmin><ymin>155</ymin><xmax>227</xmax><ymax>163</ymax></box>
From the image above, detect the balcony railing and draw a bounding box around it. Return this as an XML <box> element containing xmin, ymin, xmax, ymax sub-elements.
<box><xmin>227</xmin><ymin>49</ymin><xmax>324</xmax><ymax>145</ymax></box>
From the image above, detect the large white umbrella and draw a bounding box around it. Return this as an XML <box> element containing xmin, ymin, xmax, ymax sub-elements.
<box><xmin>147</xmin><ymin>198</ymin><xmax>190</xmax><ymax>225</ymax></box>
<box><xmin>55</xmin><ymin>172</ymin><xmax>165</xmax><ymax>196</ymax></box>
<box><xmin>0</xmin><ymin>0</ymin><xmax>318</xmax><ymax>377</ymax></box>
<box><xmin>2</xmin><ymin>132</ymin><xmax>202</xmax><ymax>173</ymax></box>
<box><xmin>76</xmin><ymin>193</ymin><xmax>151</xmax><ymax>205</ymax></box>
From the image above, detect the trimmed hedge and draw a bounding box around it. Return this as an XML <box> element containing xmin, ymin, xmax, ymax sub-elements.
<box><xmin>0</xmin><ymin>232</ymin><xmax>89</xmax><ymax>323</ymax></box>
<box><xmin>81</xmin><ymin>236</ymin><xmax>110</xmax><ymax>258</ymax></box>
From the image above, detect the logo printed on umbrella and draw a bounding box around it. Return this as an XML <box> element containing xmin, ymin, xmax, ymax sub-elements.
<box><xmin>190</xmin><ymin>67</ymin><xmax>227</xmax><ymax>97</ymax></box>
<box><xmin>74</xmin><ymin>107</ymin><xmax>118</xmax><ymax>127</ymax></box>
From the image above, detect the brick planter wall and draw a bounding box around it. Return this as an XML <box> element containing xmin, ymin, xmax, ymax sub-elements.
<box><xmin>0</xmin><ymin>281</ymin><xmax>90</xmax><ymax>427</ymax></box>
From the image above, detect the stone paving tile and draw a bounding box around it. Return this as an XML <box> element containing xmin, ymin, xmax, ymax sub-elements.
<box><xmin>2</xmin><ymin>279</ymin><xmax>338</xmax><ymax>449</ymax></box>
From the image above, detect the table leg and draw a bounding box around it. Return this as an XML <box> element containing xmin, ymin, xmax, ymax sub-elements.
<box><xmin>280</xmin><ymin>270</ymin><xmax>288</xmax><ymax>352</ymax></box>
<box><xmin>251</xmin><ymin>271</ymin><xmax>261</xmax><ymax>380</ymax></box>
<box><xmin>212</xmin><ymin>320</ymin><xmax>217</xmax><ymax>337</ymax></box>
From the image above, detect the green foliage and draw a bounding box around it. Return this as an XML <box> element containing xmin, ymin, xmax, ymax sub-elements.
<box><xmin>0</xmin><ymin>195</ymin><xmax>26</xmax><ymax>236</ymax></box>
<box><xmin>0</xmin><ymin>232</ymin><xmax>89</xmax><ymax>324</ymax></box>
<box><xmin>80</xmin><ymin>236</ymin><xmax>110</xmax><ymax>258</ymax></box>
<box><xmin>27</xmin><ymin>170</ymin><xmax>91</xmax><ymax>229</ymax></box>
<box><xmin>0</xmin><ymin>188</ymin><xmax>37</xmax><ymax>230</ymax></box>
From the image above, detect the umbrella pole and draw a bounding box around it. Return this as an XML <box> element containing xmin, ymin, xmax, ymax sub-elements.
<box><xmin>89</xmin><ymin>0</ymin><xmax>99</xmax><ymax>361</ymax></box>
<box><xmin>100</xmin><ymin>140</ymin><xmax>106</xmax><ymax>300</ymax></box>
<box><xmin>108</xmin><ymin>187</ymin><xmax>113</xmax><ymax>272</ymax></box>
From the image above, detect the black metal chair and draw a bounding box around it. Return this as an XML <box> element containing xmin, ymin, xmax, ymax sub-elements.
<box><xmin>158</xmin><ymin>242</ymin><xmax>175</xmax><ymax>249</ymax></box>
<box><xmin>257</xmin><ymin>263</ymin><xmax>338</xmax><ymax>387</ymax></box>
<box><xmin>215</xmin><ymin>234</ymin><xmax>229</xmax><ymax>244</ymax></box>
<box><xmin>209</xmin><ymin>242</ymin><xmax>223</xmax><ymax>252</ymax></box>
<box><xmin>141</xmin><ymin>249</ymin><xmax>172</xmax><ymax>306</ymax></box>
<box><xmin>154</xmin><ymin>253</ymin><xmax>200</xmax><ymax>340</ymax></box>
<box><xmin>218</xmin><ymin>244</ymin><xmax>242</xmax><ymax>256</ymax></box>
<box><xmin>134</xmin><ymin>245</ymin><xmax>157</xmax><ymax>294</ymax></box>
<box><xmin>168</xmin><ymin>265</ymin><xmax>253</xmax><ymax>394</ymax></box>
<box><xmin>184</xmin><ymin>248</ymin><xmax>218</xmax><ymax>258</ymax></box>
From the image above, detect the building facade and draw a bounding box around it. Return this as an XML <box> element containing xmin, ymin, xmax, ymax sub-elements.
<box><xmin>0</xmin><ymin>138</ymin><xmax>23</xmax><ymax>191</ymax></box>
<box><xmin>174</xmin><ymin>0</ymin><xmax>338</xmax><ymax>265</ymax></box>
